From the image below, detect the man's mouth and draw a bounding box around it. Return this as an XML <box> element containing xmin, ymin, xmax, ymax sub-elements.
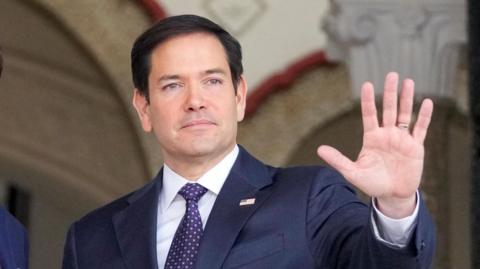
<box><xmin>181</xmin><ymin>119</ymin><xmax>216</xmax><ymax>129</ymax></box>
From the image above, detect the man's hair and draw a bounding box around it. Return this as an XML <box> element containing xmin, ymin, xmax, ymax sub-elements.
<box><xmin>131</xmin><ymin>14</ymin><xmax>243</xmax><ymax>100</ymax></box>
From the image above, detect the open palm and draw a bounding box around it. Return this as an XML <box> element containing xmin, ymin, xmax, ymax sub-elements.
<box><xmin>317</xmin><ymin>72</ymin><xmax>433</xmax><ymax>218</ymax></box>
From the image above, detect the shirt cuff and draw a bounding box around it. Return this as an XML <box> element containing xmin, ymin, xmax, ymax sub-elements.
<box><xmin>370</xmin><ymin>191</ymin><xmax>419</xmax><ymax>248</ymax></box>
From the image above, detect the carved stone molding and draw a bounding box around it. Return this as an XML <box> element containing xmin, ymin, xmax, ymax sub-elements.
<box><xmin>324</xmin><ymin>0</ymin><xmax>466</xmax><ymax>99</ymax></box>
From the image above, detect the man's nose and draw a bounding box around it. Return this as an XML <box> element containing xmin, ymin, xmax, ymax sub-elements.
<box><xmin>184</xmin><ymin>85</ymin><xmax>206</xmax><ymax>111</ymax></box>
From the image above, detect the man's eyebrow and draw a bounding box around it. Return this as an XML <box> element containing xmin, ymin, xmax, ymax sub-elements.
<box><xmin>155</xmin><ymin>74</ymin><xmax>180</xmax><ymax>85</ymax></box>
<box><xmin>159</xmin><ymin>74</ymin><xmax>180</xmax><ymax>81</ymax></box>
<box><xmin>154</xmin><ymin>69</ymin><xmax>227</xmax><ymax>85</ymax></box>
<box><xmin>203</xmin><ymin>68</ymin><xmax>227</xmax><ymax>76</ymax></box>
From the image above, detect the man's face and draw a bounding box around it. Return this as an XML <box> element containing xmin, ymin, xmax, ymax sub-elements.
<box><xmin>133</xmin><ymin>32</ymin><xmax>247</xmax><ymax>166</ymax></box>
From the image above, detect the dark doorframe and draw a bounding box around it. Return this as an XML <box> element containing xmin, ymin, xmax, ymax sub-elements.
<box><xmin>469</xmin><ymin>1</ymin><xmax>480</xmax><ymax>268</ymax></box>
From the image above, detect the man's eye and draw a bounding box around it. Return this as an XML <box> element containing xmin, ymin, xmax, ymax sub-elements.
<box><xmin>207</xmin><ymin>79</ymin><xmax>222</xmax><ymax>85</ymax></box>
<box><xmin>163</xmin><ymin>83</ymin><xmax>181</xmax><ymax>90</ymax></box>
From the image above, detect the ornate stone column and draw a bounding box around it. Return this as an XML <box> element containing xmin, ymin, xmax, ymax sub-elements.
<box><xmin>324</xmin><ymin>0</ymin><xmax>466</xmax><ymax>98</ymax></box>
<box><xmin>324</xmin><ymin>1</ymin><xmax>467</xmax><ymax>268</ymax></box>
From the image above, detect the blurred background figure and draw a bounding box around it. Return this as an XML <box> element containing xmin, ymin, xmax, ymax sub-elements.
<box><xmin>0</xmin><ymin>46</ymin><xmax>29</xmax><ymax>269</ymax></box>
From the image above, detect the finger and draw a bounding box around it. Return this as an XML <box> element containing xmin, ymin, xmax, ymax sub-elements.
<box><xmin>382</xmin><ymin>72</ymin><xmax>399</xmax><ymax>127</ymax></box>
<box><xmin>397</xmin><ymin>79</ymin><xmax>414</xmax><ymax>129</ymax></box>
<box><xmin>317</xmin><ymin>145</ymin><xmax>356</xmax><ymax>179</ymax></box>
<box><xmin>360</xmin><ymin>82</ymin><xmax>379</xmax><ymax>133</ymax></box>
<box><xmin>413</xmin><ymin>98</ymin><xmax>434</xmax><ymax>144</ymax></box>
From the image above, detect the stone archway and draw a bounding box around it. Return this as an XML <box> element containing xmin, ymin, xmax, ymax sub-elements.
<box><xmin>0</xmin><ymin>0</ymin><xmax>152</xmax><ymax>267</ymax></box>
<box><xmin>28</xmin><ymin>0</ymin><xmax>165</xmax><ymax>174</ymax></box>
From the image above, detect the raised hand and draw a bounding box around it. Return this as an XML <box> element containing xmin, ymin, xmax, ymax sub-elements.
<box><xmin>317</xmin><ymin>72</ymin><xmax>433</xmax><ymax>218</ymax></box>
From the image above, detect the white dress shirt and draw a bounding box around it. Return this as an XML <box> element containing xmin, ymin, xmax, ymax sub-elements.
<box><xmin>156</xmin><ymin>145</ymin><xmax>418</xmax><ymax>267</ymax></box>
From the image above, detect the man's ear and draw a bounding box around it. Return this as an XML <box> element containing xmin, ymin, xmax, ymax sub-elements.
<box><xmin>132</xmin><ymin>89</ymin><xmax>153</xmax><ymax>132</ymax></box>
<box><xmin>236</xmin><ymin>75</ymin><xmax>248</xmax><ymax>122</ymax></box>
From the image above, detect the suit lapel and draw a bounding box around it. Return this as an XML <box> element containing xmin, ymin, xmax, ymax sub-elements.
<box><xmin>195</xmin><ymin>147</ymin><xmax>275</xmax><ymax>268</ymax></box>
<box><xmin>113</xmin><ymin>172</ymin><xmax>162</xmax><ymax>269</ymax></box>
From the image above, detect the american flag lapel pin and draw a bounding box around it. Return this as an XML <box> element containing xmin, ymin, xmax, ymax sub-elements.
<box><xmin>239</xmin><ymin>198</ymin><xmax>256</xmax><ymax>206</ymax></box>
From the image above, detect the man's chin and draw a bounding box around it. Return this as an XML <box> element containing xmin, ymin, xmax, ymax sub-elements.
<box><xmin>186</xmin><ymin>143</ymin><xmax>220</xmax><ymax>157</ymax></box>
<box><xmin>182</xmin><ymin>141</ymin><xmax>233</xmax><ymax>159</ymax></box>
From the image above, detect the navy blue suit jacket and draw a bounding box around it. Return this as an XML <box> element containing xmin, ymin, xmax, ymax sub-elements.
<box><xmin>62</xmin><ymin>147</ymin><xmax>435</xmax><ymax>268</ymax></box>
<box><xmin>0</xmin><ymin>206</ymin><xmax>28</xmax><ymax>269</ymax></box>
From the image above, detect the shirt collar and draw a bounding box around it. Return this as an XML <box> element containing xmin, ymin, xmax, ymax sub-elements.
<box><xmin>160</xmin><ymin>145</ymin><xmax>239</xmax><ymax>213</ymax></box>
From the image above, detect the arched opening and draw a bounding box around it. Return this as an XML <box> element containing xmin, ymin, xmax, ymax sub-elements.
<box><xmin>0</xmin><ymin>1</ymin><xmax>148</xmax><ymax>267</ymax></box>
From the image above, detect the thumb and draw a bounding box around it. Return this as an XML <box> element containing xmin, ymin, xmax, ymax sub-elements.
<box><xmin>317</xmin><ymin>145</ymin><xmax>356</xmax><ymax>180</ymax></box>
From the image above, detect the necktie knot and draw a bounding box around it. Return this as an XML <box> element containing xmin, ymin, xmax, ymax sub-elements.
<box><xmin>178</xmin><ymin>183</ymin><xmax>207</xmax><ymax>203</ymax></box>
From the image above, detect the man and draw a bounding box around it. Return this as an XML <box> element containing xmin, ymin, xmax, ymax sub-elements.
<box><xmin>0</xmin><ymin>48</ymin><xmax>29</xmax><ymax>269</ymax></box>
<box><xmin>63</xmin><ymin>15</ymin><xmax>435</xmax><ymax>268</ymax></box>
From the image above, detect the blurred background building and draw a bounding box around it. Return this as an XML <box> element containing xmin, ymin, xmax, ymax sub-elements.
<box><xmin>0</xmin><ymin>0</ymin><xmax>470</xmax><ymax>268</ymax></box>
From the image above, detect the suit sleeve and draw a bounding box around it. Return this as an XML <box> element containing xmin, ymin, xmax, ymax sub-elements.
<box><xmin>62</xmin><ymin>223</ymin><xmax>79</xmax><ymax>269</ymax></box>
<box><xmin>2</xmin><ymin>208</ymin><xmax>29</xmax><ymax>269</ymax></box>
<box><xmin>306</xmin><ymin>168</ymin><xmax>435</xmax><ymax>269</ymax></box>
